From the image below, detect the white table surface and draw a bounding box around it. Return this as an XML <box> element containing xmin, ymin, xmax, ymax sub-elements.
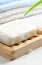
<box><xmin>0</xmin><ymin>14</ymin><xmax>42</xmax><ymax>65</ymax></box>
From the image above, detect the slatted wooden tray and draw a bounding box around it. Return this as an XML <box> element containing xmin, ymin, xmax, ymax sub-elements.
<box><xmin>0</xmin><ymin>28</ymin><xmax>42</xmax><ymax>60</ymax></box>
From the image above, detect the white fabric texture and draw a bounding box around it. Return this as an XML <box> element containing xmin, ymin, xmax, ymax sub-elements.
<box><xmin>0</xmin><ymin>5</ymin><xmax>42</xmax><ymax>24</ymax></box>
<box><xmin>0</xmin><ymin>19</ymin><xmax>36</xmax><ymax>45</ymax></box>
<box><xmin>0</xmin><ymin>5</ymin><xmax>42</xmax><ymax>19</ymax></box>
<box><xmin>0</xmin><ymin>0</ymin><xmax>38</xmax><ymax>13</ymax></box>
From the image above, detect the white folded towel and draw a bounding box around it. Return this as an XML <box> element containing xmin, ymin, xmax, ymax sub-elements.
<box><xmin>0</xmin><ymin>5</ymin><xmax>42</xmax><ymax>24</ymax></box>
<box><xmin>0</xmin><ymin>19</ymin><xmax>36</xmax><ymax>45</ymax></box>
<box><xmin>0</xmin><ymin>5</ymin><xmax>42</xmax><ymax>19</ymax></box>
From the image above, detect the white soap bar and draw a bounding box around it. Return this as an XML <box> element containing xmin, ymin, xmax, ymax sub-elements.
<box><xmin>0</xmin><ymin>19</ymin><xmax>36</xmax><ymax>45</ymax></box>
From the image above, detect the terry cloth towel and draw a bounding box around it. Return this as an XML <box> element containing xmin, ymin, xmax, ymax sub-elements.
<box><xmin>0</xmin><ymin>5</ymin><xmax>42</xmax><ymax>19</ymax></box>
<box><xmin>0</xmin><ymin>19</ymin><xmax>36</xmax><ymax>45</ymax></box>
<box><xmin>0</xmin><ymin>5</ymin><xmax>42</xmax><ymax>24</ymax></box>
<box><xmin>0</xmin><ymin>0</ymin><xmax>38</xmax><ymax>13</ymax></box>
<box><xmin>0</xmin><ymin>0</ymin><xmax>19</xmax><ymax>5</ymax></box>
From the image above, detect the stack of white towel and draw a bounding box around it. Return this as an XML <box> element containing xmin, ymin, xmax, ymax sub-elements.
<box><xmin>0</xmin><ymin>0</ymin><xmax>42</xmax><ymax>24</ymax></box>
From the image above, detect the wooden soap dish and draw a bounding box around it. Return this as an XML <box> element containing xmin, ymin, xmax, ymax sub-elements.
<box><xmin>0</xmin><ymin>28</ymin><xmax>42</xmax><ymax>60</ymax></box>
